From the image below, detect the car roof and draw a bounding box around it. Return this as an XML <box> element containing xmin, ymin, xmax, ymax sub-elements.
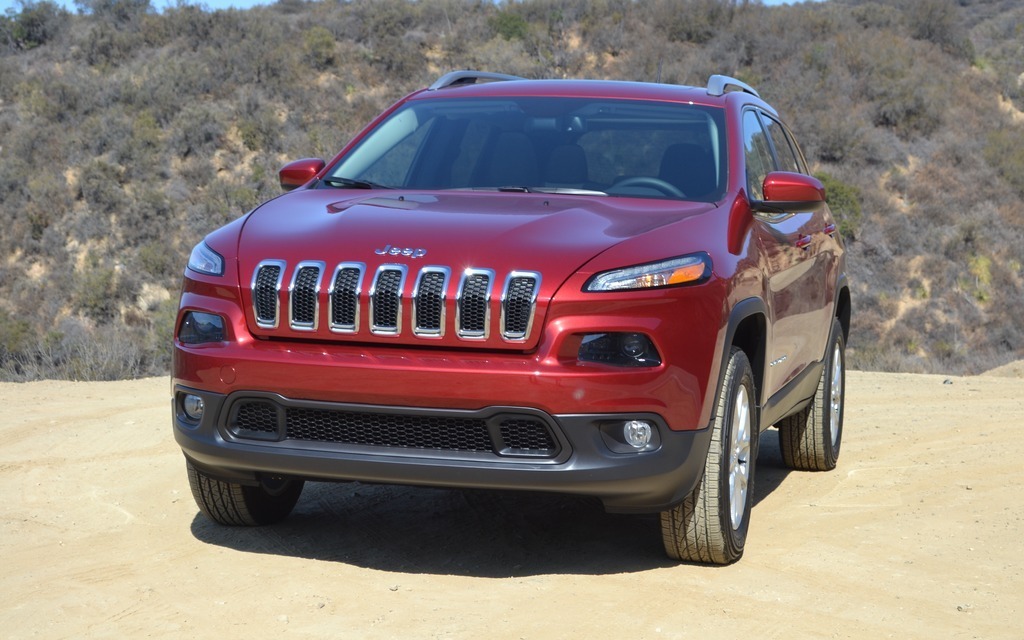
<box><xmin>411</xmin><ymin>74</ymin><xmax>770</xmax><ymax>113</ymax></box>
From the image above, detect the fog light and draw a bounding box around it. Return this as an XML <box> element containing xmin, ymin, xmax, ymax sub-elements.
<box><xmin>179</xmin><ymin>311</ymin><xmax>225</xmax><ymax>345</ymax></box>
<box><xmin>183</xmin><ymin>394</ymin><xmax>205</xmax><ymax>421</ymax></box>
<box><xmin>620</xmin><ymin>333</ymin><xmax>647</xmax><ymax>358</ymax></box>
<box><xmin>623</xmin><ymin>420</ymin><xmax>653</xmax><ymax>449</ymax></box>
<box><xmin>577</xmin><ymin>332</ymin><xmax>661</xmax><ymax>367</ymax></box>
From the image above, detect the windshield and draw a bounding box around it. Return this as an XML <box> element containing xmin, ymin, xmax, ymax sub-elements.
<box><xmin>326</xmin><ymin>97</ymin><xmax>728</xmax><ymax>201</ymax></box>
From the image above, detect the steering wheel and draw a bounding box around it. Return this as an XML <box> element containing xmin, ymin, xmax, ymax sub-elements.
<box><xmin>610</xmin><ymin>176</ymin><xmax>685</xmax><ymax>198</ymax></box>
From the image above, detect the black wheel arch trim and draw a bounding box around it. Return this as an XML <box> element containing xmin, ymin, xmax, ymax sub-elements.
<box><xmin>715</xmin><ymin>297</ymin><xmax>768</xmax><ymax>427</ymax></box>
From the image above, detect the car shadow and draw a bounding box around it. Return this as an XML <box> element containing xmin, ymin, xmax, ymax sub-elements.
<box><xmin>190</xmin><ymin>431</ymin><xmax>793</xmax><ymax>577</ymax></box>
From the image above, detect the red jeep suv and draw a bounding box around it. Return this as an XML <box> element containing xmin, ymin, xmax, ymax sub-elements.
<box><xmin>173</xmin><ymin>71</ymin><xmax>850</xmax><ymax>564</ymax></box>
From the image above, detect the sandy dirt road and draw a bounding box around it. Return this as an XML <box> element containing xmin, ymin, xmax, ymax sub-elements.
<box><xmin>1</xmin><ymin>369</ymin><xmax>1022</xmax><ymax>639</ymax></box>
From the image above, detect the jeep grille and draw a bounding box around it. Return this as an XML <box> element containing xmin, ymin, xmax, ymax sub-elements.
<box><xmin>251</xmin><ymin>261</ymin><xmax>540</xmax><ymax>342</ymax></box>
<box><xmin>227</xmin><ymin>398</ymin><xmax>560</xmax><ymax>458</ymax></box>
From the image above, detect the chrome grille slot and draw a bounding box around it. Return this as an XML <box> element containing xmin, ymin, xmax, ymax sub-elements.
<box><xmin>329</xmin><ymin>263</ymin><xmax>364</xmax><ymax>333</ymax></box>
<box><xmin>252</xmin><ymin>260</ymin><xmax>285</xmax><ymax>329</ymax></box>
<box><xmin>370</xmin><ymin>265</ymin><xmax>407</xmax><ymax>335</ymax></box>
<box><xmin>501</xmin><ymin>271</ymin><xmax>541</xmax><ymax>341</ymax></box>
<box><xmin>457</xmin><ymin>269</ymin><xmax>493</xmax><ymax>339</ymax></box>
<box><xmin>290</xmin><ymin>262</ymin><xmax>324</xmax><ymax>330</ymax></box>
<box><xmin>413</xmin><ymin>267</ymin><xmax>450</xmax><ymax>337</ymax></box>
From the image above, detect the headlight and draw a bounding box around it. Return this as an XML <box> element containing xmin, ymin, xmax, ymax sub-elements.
<box><xmin>584</xmin><ymin>253</ymin><xmax>711</xmax><ymax>292</ymax></box>
<box><xmin>187</xmin><ymin>241</ymin><xmax>224</xmax><ymax>276</ymax></box>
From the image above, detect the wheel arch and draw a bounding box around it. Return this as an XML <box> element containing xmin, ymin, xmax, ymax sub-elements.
<box><xmin>719</xmin><ymin>297</ymin><xmax>767</xmax><ymax>418</ymax></box>
<box><xmin>834</xmin><ymin>274</ymin><xmax>851</xmax><ymax>343</ymax></box>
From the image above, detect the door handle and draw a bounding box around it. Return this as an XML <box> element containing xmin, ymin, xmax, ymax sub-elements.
<box><xmin>823</xmin><ymin>223</ymin><xmax>836</xmax><ymax>236</ymax></box>
<box><xmin>795</xmin><ymin>235</ymin><xmax>812</xmax><ymax>249</ymax></box>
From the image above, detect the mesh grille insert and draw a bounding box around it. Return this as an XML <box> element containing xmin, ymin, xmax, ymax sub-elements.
<box><xmin>330</xmin><ymin>266</ymin><xmax>362</xmax><ymax>331</ymax></box>
<box><xmin>499</xmin><ymin>418</ymin><xmax>557</xmax><ymax>452</ymax></box>
<box><xmin>372</xmin><ymin>268</ymin><xmax>404</xmax><ymax>333</ymax></box>
<box><xmin>459</xmin><ymin>272</ymin><xmax>490</xmax><ymax>337</ymax></box>
<box><xmin>415</xmin><ymin>270</ymin><xmax>447</xmax><ymax>334</ymax></box>
<box><xmin>287</xmin><ymin>408</ymin><xmax>493</xmax><ymax>451</ymax></box>
<box><xmin>233</xmin><ymin>400</ymin><xmax>279</xmax><ymax>434</ymax></box>
<box><xmin>291</xmin><ymin>265</ymin><xmax>321</xmax><ymax>327</ymax></box>
<box><xmin>253</xmin><ymin>264</ymin><xmax>282</xmax><ymax>327</ymax></box>
<box><xmin>503</xmin><ymin>275</ymin><xmax>538</xmax><ymax>338</ymax></box>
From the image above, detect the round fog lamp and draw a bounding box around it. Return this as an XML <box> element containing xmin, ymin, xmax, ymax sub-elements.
<box><xmin>620</xmin><ymin>333</ymin><xmax>647</xmax><ymax>358</ymax></box>
<box><xmin>183</xmin><ymin>394</ymin><xmax>205</xmax><ymax>421</ymax></box>
<box><xmin>623</xmin><ymin>420</ymin><xmax>653</xmax><ymax>449</ymax></box>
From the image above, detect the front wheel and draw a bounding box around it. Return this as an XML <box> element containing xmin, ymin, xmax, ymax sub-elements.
<box><xmin>186</xmin><ymin>460</ymin><xmax>304</xmax><ymax>526</ymax></box>
<box><xmin>660</xmin><ymin>347</ymin><xmax>757</xmax><ymax>565</ymax></box>
<box><xmin>778</xmin><ymin>317</ymin><xmax>845</xmax><ymax>472</ymax></box>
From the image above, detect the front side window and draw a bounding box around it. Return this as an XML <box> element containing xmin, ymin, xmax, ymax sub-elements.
<box><xmin>742</xmin><ymin>110</ymin><xmax>775</xmax><ymax>200</ymax></box>
<box><xmin>762</xmin><ymin>115</ymin><xmax>803</xmax><ymax>175</ymax></box>
<box><xmin>326</xmin><ymin>97</ymin><xmax>728</xmax><ymax>202</ymax></box>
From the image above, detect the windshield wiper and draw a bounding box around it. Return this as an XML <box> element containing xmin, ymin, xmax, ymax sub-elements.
<box><xmin>321</xmin><ymin>176</ymin><xmax>391</xmax><ymax>189</ymax></box>
<box><xmin>493</xmin><ymin>186</ymin><xmax>609</xmax><ymax>196</ymax></box>
<box><xmin>532</xmin><ymin>187</ymin><xmax>608</xmax><ymax>196</ymax></box>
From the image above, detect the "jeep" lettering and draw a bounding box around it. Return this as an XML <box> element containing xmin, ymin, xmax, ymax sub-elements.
<box><xmin>374</xmin><ymin>244</ymin><xmax>427</xmax><ymax>259</ymax></box>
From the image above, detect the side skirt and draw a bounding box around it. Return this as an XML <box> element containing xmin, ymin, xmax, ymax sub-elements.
<box><xmin>759</xmin><ymin>359</ymin><xmax>823</xmax><ymax>430</ymax></box>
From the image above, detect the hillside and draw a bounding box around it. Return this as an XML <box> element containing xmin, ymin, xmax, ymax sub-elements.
<box><xmin>1</xmin><ymin>0</ymin><xmax>1023</xmax><ymax>380</ymax></box>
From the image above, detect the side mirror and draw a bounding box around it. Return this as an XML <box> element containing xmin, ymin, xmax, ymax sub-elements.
<box><xmin>752</xmin><ymin>171</ymin><xmax>826</xmax><ymax>213</ymax></box>
<box><xmin>279</xmin><ymin>158</ymin><xmax>326</xmax><ymax>191</ymax></box>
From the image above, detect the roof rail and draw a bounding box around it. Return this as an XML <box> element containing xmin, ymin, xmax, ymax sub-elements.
<box><xmin>706</xmin><ymin>74</ymin><xmax>760</xmax><ymax>98</ymax></box>
<box><xmin>428</xmin><ymin>70</ymin><xmax>524</xmax><ymax>91</ymax></box>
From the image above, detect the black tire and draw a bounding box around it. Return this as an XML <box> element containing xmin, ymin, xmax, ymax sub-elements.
<box><xmin>661</xmin><ymin>347</ymin><xmax>757</xmax><ymax>565</ymax></box>
<box><xmin>186</xmin><ymin>460</ymin><xmax>304</xmax><ymax>526</ymax></box>
<box><xmin>778</xmin><ymin>317</ymin><xmax>845</xmax><ymax>471</ymax></box>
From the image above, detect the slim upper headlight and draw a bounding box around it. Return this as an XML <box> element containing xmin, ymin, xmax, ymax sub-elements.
<box><xmin>187</xmin><ymin>241</ymin><xmax>224</xmax><ymax>276</ymax></box>
<box><xmin>585</xmin><ymin>253</ymin><xmax>711</xmax><ymax>292</ymax></box>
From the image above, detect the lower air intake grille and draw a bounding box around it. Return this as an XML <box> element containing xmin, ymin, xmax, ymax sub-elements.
<box><xmin>228</xmin><ymin>399</ymin><xmax>560</xmax><ymax>457</ymax></box>
<box><xmin>288</xmin><ymin>408</ymin><xmax>494</xmax><ymax>451</ymax></box>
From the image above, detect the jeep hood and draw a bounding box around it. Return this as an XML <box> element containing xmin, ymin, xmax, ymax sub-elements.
<box><xmin>235</xmin><ymin>189</ymin><xmax>713</xmax><ymax>348</ymax></box>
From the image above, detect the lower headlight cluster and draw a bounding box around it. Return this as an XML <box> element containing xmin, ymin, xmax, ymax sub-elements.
<box><xmin>578</xmin><ymin>332</ymin><xmax>661</xmax><ymax>367</ymax></box>
<box><xmin>178</xmin><ymin>311</ymin><xmax>226</xmax><ymax>344</ymax></box>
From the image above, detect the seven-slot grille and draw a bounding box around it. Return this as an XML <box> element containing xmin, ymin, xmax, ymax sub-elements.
<box><xmin>251</xmin><ymin>261</ymin><xmax>541</xmax><ymax>342</ymax></box>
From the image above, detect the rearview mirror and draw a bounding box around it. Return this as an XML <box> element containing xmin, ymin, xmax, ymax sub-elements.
<box><xmin>279</xmin><ymin>158</ymin><xmax>326</xmax><ymax>191</ymax></box>
<box><xmin>752</xmin><ymin>171</ymin><xmax>826</xmax><ymax>213</ymax></box>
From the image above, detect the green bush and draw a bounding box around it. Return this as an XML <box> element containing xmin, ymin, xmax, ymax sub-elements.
<box><xmin>815</xmin><ymin>172</ymin><xmax>863</xmax><ymax>241</ymax></box>
<box><xmin>984</xmin><ymin>126</ymin><xmax>1024</xmax><ymax>198</ymax></box>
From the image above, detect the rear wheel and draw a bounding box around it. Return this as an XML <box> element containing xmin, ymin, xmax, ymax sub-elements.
<box><xmin>186</xmin><ymin>460</ymin><xmax>304</xmax><ymax>526</ymax></box>
<box><xmin>660</xmin><ymin>347</ymin><xmax>756</xmax><ymax>565</ymax></box>
<box><xmin>779</xmin><ymin>318</ymin><xmax>845</xmax><ymax>471</ymax></box>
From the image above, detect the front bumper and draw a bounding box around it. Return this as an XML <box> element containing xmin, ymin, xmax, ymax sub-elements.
<box><xmin>173</xmin><ymin>385</ymin><xmax>712</xmax><ymax>513</ymax></box>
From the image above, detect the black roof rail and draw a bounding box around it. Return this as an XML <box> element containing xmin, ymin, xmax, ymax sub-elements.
<box><xmin>428</xmin><ymin>70</ymin><xmax>524</xmax><ymax>91</ymax></box>
<box><xmin>706</xmin><ymin>74</ymin><xmax>760</xmax><ymax>98</ymax></box>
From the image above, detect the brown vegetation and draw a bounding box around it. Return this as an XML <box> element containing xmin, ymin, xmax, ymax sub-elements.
<box><xmin>1</xmin><ymin>0</ymin><xmax>1022</xmax><ymax>379</ymax></box>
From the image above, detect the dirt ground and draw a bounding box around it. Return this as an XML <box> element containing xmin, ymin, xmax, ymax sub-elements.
<box><xmin>1</xmin><ymin>368</ymin><xmax>1022</xmax><ymax>639</ymax></box>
